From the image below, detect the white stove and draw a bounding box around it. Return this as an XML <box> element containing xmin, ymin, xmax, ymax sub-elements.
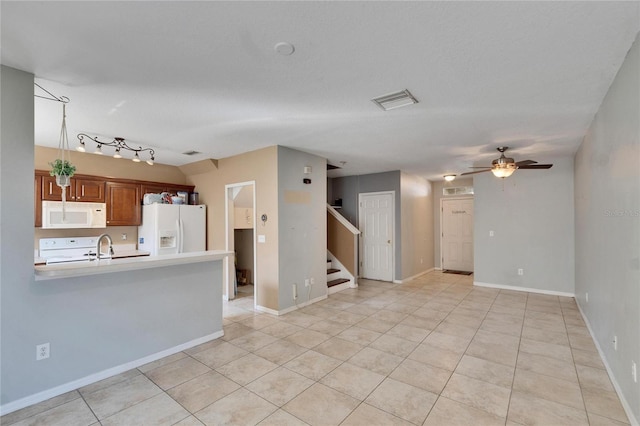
<box><xmin>39</xmin><ymin>237</ymin><xmax>100</xmax><ymax>264</ymax></box>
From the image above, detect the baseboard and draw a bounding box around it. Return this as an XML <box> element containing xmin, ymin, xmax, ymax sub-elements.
<box><xmin>473</xmin><ymin>281</ymin><xmax>575</xmax><ymax>298</ymax></box>
<box><xmin>256</xmin><ymin>294</ymin><xmax>328</xmax><ymax>316</ymax></box>
<box><xmin>576</xmin><ymin>301</ymin><xmax>639</xmax><ymax>426</ymax></box>
<box><xmin>393</xmin><ymin>267</ymin><xmax>435</xmax><ymax>284</ymax></box>
<box><xmin>434</xmin><ymin>267</ymin><xmax>443</xmax><ymax>271</ymax></box>
<box><xmin>0</xmin><ymin>330</ymin><xmax>224</xmax><ymax>416</ymax></box>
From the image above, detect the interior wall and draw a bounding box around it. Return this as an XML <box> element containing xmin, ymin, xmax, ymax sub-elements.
<box><xmin>473</xmin><ymin>157</ymin><xmax>575</xmax><ymax>294</ymax></box>
<box><xmin>400</xmin><ymin>172</ymin><xmax>434</xmax><ymax>279</ymax></box>
<box><xmin>1</xmin><ymin>65</ymin><xmax>36</xmax><ymax>405</ymax></box>
<box><xmin>184</xmin><ymin>146</ymin><xmax>279</xmax><ymax>310</ymax></box>
<box><xmin>277</xmin><ymin>146</ymin><xmax>327</xmax><ymax>310</ymax></box>
<box><xmin>331</xmin><ymin>171</ymin><xmax>402</xmax><ymax>280</ymax></box>
<box><xmin>431</xmin><ymin>177</ymin><xmax>474</xmax><ymax>269</ymax></box>
<box><xmin>35</xmin><ymin>146</ymin><xmax>188</xmax><ymax>183</ymax></box>
<box><xmin>575</xmin><ymin>33</ymin><xmax>639</xmax><ymax>422</ymax></box>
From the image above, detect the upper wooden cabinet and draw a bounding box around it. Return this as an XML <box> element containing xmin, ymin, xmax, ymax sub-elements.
<box><xmin>41</xmin><ymin>175</ymin><xmax>105</xmax><ymax>202</ymax></box>
<box><xmin>35</xmin><ymin>170</ymin><xmax>194</xmax><ymax>227</ymax></box>
<box><xmin>75</xmin><ymin>178</ymin><xmax>105</xmax><ymax>202</ymax></box>
<box><xmin>106</xmin><ymin>182</ymin><xmax>141</xmax><ymax>226</ymax></box>
<box><xmin>35</xmin><ymin>175</ymin><xmax>42</xmax><ymax>228</ymax></box>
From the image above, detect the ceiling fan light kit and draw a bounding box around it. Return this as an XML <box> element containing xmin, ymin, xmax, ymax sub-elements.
<box><xmin>461</xmin><ymin>146</ymin><xmax>553</xmax><ymax>178</ymax></box>
<box><xmin>444</xmin><ymin>174</ymin><xmax>456</xmax><ymax>181</ymax></box>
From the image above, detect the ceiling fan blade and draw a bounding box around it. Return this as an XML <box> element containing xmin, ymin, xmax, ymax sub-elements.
<box><xmin>461</xmin><ymin>169</ymin><xmax>492</xmax><ymax>176</ymax></box>
<box><xmin>515</xmin><ymin>160</ymin><xmax>537</xmax><ymax>166</ymax></box>
<box><xmin>518</xmin><ymin>164</ymin><xmax>553</xmax><ymax>169</ymax></box>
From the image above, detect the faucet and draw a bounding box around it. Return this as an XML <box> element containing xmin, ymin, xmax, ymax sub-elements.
<box><xmin>96</xmin><ymin>233</ymin><xmax>114</xmax><ymax>260</ymax></box>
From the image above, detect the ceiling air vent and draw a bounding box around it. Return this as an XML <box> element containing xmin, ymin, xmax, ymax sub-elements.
<box><xmin>182</xmin><ymin>150</ymin><xmax>202</xmax><ymax>156</ymax></box>
<box><xmin>372</xmin><ymin>89</ymin><xmax>418</xmax><ymax>111</ymax></box>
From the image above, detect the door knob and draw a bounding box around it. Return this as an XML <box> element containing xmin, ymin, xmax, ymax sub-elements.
<box><xmin>387</xmin><ymin>240</ymin><xmax>391</xmax><ymax>244</ymax></box>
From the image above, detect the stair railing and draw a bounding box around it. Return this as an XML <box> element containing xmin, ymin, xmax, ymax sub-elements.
<box><xmin>327</xmin><ymin>204</ymin><xmax>361</xmax><ymax>282</ymax></box>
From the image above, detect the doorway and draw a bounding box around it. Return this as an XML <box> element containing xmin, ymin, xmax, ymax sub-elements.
<box><xmin>359</xmin><ymin>191</ymin><xmax>394</xmax><ymax>282</ymax></box>
<box><xmin>441</xmin><ymin>198</ymin><xmax>474</xmax><ymax>273</ymax></box>
<box><xmin>225</xmin><ymin>182</ymin><xmax>256</xmax><ymax>304</ymax></box>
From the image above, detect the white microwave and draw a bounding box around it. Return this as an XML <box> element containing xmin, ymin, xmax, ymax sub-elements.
<box><xmin>42</xmin><ymin>201</ymin><xmax>107</xmax><ymax>229</ymax></box>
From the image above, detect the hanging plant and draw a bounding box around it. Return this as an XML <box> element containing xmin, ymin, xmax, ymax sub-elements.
<box><xmin>50</xmin><ymin>103</ymin><xmax>74</xmax><ymax>212</ymax></box>
<box><xmin>49</xmin><ymin>158</ymin><xmax>76</xmax><ymax>176</ymax></box>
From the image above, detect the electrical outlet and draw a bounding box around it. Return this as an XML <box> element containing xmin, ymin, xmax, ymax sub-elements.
<box><xmin>632</xmin><ymin>361</ymin><xmax>637</xmax><ymax>383</ymax></box>
<box><xmin>121</xmin><ymin>233</ymin><xmax>127</xmax><ymax>240</ymax></box>
<box><xmin>517</xmin><ymin>268</ymin><xmax>524</xmax><ymax>276</ymax></box>
<box><xmin>292</xmin><ymin>284</ymin><xmax>297</xmax><ymax>301</ymax></box>
<box><xmin>36</xmin><ymin>343</ymin><xmax>50</xmax><ymax>360</ymax></box>
<box><xmin>420</xmin><ymin>258</ymin><xmax>423</xmax><ymax>264</ymax></box>
<box><xmin>489</xmin><ymin>230</ymin><xmax>494</xmax><ymax>237</ymax></box>
<box><xmin>586</xmin><ymin>292</ymin><xmax>589</xmax><ymax>303</ymax></box>
<box><xmin>613</xmin><ymin>336</ymin><xmax>618</xmax><ymax>351</ymax></box>
<box><xmin>304</xmin><ymin>279</ymin><xmax>310</xmax><ymax>287</ymax></box>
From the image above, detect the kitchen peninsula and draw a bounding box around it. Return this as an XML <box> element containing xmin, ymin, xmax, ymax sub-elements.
<box><xmin>6</xmin><ymin>249</ymin><xmax>232</xmax><ymax>415</ymax></box>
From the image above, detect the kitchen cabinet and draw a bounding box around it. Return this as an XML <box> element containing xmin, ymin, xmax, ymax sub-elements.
<box><xmin>106</xmin><ymin>182</ymin><xmax>141</xmax><ymax>226</ymax></box>
<box><xmin>35</xmin><ymin>175</ymin><xmax>42</xmax><ymax>227</ymax></box>
<box><xmin>41</xmin><ymin>175</ymin><xmax>105</xmax><ymax>202</ymax></box>
<box><xmin>140</xmin><ymin>183</ymin><xmax>194</xmax><ymax>201</ymax></box>
<box><xmin>74</xmin><ymin>177</ymin><xmax>105</xmax><ymax>202</ymax></box>
<box><xmin>35</xmin><ymin>170</ymin><xmax>194</xmax><ymax>227</ymax></box>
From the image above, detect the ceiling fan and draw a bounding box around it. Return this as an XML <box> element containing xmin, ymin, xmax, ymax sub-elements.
<box><xmin>461</xmin><ymin>147</ymin><xmax>553</xmax><ymax>178</ymax></box>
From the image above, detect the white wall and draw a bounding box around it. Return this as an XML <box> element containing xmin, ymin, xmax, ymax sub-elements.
<box><xmin>575</xmin><ymin>33</ymin><xmax>639</xmax><ymax>423</ymax></box>
<box><xmin>400</xmin><ymin>172</ymin><xmax>434</xmax><ymax>279</ymax></box>
<box><xmin>277</xmin><ymin>146</ymin><xmax>327</xmax><ymax>310</ymax></box>
<box><xmin>473</xmin><ymin>158</ymin><xmax>575</xmax><ymax>294</ymax></box>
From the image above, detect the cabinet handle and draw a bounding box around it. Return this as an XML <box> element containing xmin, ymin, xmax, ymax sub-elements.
<box><xmin>49</xmin><ymin>182</ymin><xmax>53</xmax><ymax>194</ymax></box>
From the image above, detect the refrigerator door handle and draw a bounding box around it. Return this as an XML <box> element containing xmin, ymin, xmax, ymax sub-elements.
<box><xmin>178</xmin><ymin>218</ymin><xmax>184</xmax><ymax>253</ymax></box>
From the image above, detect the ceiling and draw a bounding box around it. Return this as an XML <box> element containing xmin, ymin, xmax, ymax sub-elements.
<box><xmin>2</xmin><ymin>2</ymin><xmax>639</xmax><ymax>181</ymax></box>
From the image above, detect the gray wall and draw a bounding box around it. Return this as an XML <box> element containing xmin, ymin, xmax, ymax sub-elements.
<box><xmin>575</xmin><ymin>33</ymin><xmax>639</xmax><ymax>422</ymax></box>
<box><xmin>331</xmin><ymin>171</ymin><xmax>402</xmax><ymax>280</ymax></box>
<box><xmin>277</xmin><ymin>146</ymin><xmax>327</xmax><ymax>310</ymax></box>
<box><xmin>0</xmin><ymin>66</ymin><xmax>223</xmax><ymax>409</ymax></box>
<box><xmin>473</xmin><ymin>158</ymin><xmax>575</xmax><ymax>294</ymax></box>
<box><xmin>431</xmin><ymin>177</ymin><xmax>474</xmax><ymax>269</ymax></box>
<box><xmin>400</xmin><ymin>172</ymin><xmax>434</xmax><ymax>279</ymax></box>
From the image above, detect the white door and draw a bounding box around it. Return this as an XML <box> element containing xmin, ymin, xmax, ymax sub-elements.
<box><xmin>442</xmin><ymin>198</ymin><xmax>474</xmax><ymax>272</ymax></box>
<box><xmin>359</xmin><ymin>192</ymin><xmax>394</xmax><ymax>281</ymax></box>
<box><xmin>179</xmin><ymin>205</ymin><xmax>206</xmax><ymax>252</ymax></box>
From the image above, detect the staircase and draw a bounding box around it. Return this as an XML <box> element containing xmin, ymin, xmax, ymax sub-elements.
<box><xmin>327</xmin><ymin>259</ymin><xmax>351</xmax><ymax>294</ymax></box>
<box><xmin>326</xmin><ymin>204</ymin><xmax>360</xmax><ymax>294</ymax></box>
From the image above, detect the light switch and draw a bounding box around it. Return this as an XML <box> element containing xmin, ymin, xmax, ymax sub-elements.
<box><xmin>489</xmin><ymin>230</ymin><xmax>494</xmax><ymax>237</ymax></box>
<box><xmin>258</xmin><ymin>235</ymin><xmax>266</xmax><ymax>243</ymax></box>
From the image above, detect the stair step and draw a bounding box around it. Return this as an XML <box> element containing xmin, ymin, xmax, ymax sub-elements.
<box><xmin>327</xmin><ymin>268</ymin><xmax>340</xmax><ymax>275</ymax></box>
<box><xmin>328</xmin><ymin>278</ymin><xmax>350</xmax><ymax>288</ymax></box>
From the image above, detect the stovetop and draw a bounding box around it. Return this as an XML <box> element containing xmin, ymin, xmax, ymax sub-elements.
<box><xmin>39</xmin><ymin>237</ymin><xmax>99</xmax><ymax>264</ymax></box>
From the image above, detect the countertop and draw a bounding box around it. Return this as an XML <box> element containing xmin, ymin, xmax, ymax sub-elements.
<box><xmin>34</xmin><ymin>250</ymin><xmax>233</xmax><ymax>281</ymax></box>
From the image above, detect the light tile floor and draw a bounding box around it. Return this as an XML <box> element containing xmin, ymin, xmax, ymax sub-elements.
<box><xmin>2</xmin><ymin>271</ymin><xmax>631</xmax><ymax>425</ymax></box>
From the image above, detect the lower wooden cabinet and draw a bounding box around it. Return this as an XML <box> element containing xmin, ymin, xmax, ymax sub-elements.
<box><xmin>106</xmin><ymin>182</ymin><xmax>141</xmax><ymax>226</ymax></box>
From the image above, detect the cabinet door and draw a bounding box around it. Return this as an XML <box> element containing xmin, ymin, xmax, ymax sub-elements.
<box><xmin>42</xmin><ymin>175</ymin><xmax>76</xmax><ymax>201</ymax></box>
<box><xmin>140</xmin><ymin>184</ymin><xmax>167</xmax><ymax>200</ymax></box>
<box><xmin>106</xmin><ymin>182</ymin><xmax>141</xmax><ymax>226</ymax></box>
<box><xmin>35</xmin><ymin>175</ymin><xmax>42</xmax><ymax>227</ymax></box>
<box><xmin>75</xmin><ymin>178</ymin><xmax>105</xmax><ymax>202</ymax></box>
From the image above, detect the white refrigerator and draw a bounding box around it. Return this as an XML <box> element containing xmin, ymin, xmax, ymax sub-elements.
<box><xmin>138</xmin><ymin>204</ymin><xmax>206</xmax><ymax>255</ymax></box>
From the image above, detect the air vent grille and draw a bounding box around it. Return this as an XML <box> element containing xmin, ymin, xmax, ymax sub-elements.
<box><xmin>372</xmin><ymin>89</ymin><xmax>418</xmax><ymax>111</ymax></box>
